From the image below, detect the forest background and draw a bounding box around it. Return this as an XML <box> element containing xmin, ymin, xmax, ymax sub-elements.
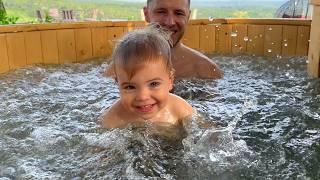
<box><xmin>2</xmin><ymin>0</ymin><xmax>286</xmax><ymax>23</ymax></box>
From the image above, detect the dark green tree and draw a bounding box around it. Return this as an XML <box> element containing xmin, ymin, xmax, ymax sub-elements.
<box><xmin>0</xmin><ymin>0</ymin><xmax>5</xmax><ymax>14</ymax></box>
<box><xmin>0</xmin><ymin>0</ymin><xmax>19</xmax><ymax>25</ymax></box>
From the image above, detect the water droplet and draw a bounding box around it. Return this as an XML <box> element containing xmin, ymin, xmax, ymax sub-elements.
<box><xmin>284</xmin><ymin>43</ymin><xmax>288</xmax><ymax>47</ymax></box>
<box><xmin>209</xmin><ymin>16</ymin><xmax>214</xmax><ymax>21</ymax></box>
<box><xmin>243</xmin><ymin>36</ymin><xmax>249</xmax><ymax>41</ymax></box>
<box><xmin>231</xmin><ymin>32</ymin><xmax>237</xmax><ymax>37</ymax></box>
<box><xmin>267</xmin><ymin>49</ymin><xmax>272</xmax><ymax>53</ymax></box>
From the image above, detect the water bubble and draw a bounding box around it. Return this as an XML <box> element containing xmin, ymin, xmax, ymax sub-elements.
<box><xmin>271</xmin><ymin>42</ymin><xmax>274</xmax><ymax>45</ymax></box>
<box><xmin>231</xmin><ymin>32</ymin><xmax>238</xmax><ymax>37</ymax></box>
<box><xmin>249</xmin><ymin>39</ymin><xmax>252</xmax><ymax>42</ymax></box>
<box><xmin>286</xmin><ymin>64</ymin><xmax>290</xmax><ymax>67</ymax></box>
<box><xmin>268</xmin><ymin>27</ymin><xmax>273</xmax><ymax>31</ymax></box>
<box><xmin>243</xmin><ymin>36</ymin><xmax>249</xmax><ymax>41</ymax></box>
<box><xmin>306</xmin><ymin>60</ymin><xmax>309</xmax><ymax>64</ymax></box>
<box><xmin>215</xmin><ymin>25</ymin><xmax>219</xmax><ymax>28</ymax></box>
<box><xmin>308</xmin><ymin>39</ymin><xmax>311</xmax><ymax>42</ymax></box>
<box><xmin>285</xmin><ymin>72</ymin><xmax>290</xmax><ymax>77</ymax></box>
<box><xmin>209</xmin><ymin>16</ymin><xmax>214</xmax><ymax>21</ymax></box>
<box><xmin>284</xmin><ymin>43</ymin><xmax>288</xmax><ymax>47</ymax></box>
<box><xmin>204</xmin><ymin>28</ymin><xmax>207</xmax><ymax>32</ymax></box>
<box><xmin>254</xmin><ymin>36</ymin><xmax>258</xmax><ymax>39</ymax></box>
<box><xmin>276</xmin><ymin>55</ymin><xmax>282</xmax><ymax>59</ymax></box>
<box><xmin>234</xmin><ymin>44</ymin><xmax>238</xmax><ymax>47</ymax></box>
<box><xmin>283</xmin><ymin>39</ymin><xmax>287</xmax><ymax>42</ymax></box>
<box><xmin>267</xmin><ymin>49</ymin><xmax>272</xmax><ymax>53</ymax></box>
<box><xmin>259</xmin><ymin>34</ymin><xmax>263</xmax><ymax>38</ymax></box>
<box><xmin>206</xmin><ymin>36</ymin><xmax>209</xmax><ymax>39</ymax></box>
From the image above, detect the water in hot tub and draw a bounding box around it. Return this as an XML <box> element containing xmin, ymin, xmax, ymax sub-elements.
<box><xmin>0</xmin><ymin>55</ymin><xmax>319</xmax><ymax>179</ymax></box>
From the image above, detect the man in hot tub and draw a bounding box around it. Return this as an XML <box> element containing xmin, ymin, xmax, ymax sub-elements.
<box><xmin>106</xmin><ymin>0</ymin><xmax>223</xmax><ymax>79</ymax></box>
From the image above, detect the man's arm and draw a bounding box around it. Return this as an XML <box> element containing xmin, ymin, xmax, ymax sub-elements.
<box><xmin>195</xmin><ymin>56</ymin><xmax>223</xmax><ymax>79</ymax></box>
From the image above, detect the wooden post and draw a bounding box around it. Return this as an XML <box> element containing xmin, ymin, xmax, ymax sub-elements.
<box><xmin>308</xmin><ymin>0</ymin><xmax>320</xmax><ymax>77</ymax></box>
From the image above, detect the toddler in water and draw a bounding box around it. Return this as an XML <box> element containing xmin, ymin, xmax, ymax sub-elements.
<box><xmin>101</xmin><ymin>25</ymin><xmax>193</xmax><ymax>129</ymax></box>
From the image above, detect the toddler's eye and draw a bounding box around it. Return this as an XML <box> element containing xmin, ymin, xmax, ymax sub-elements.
<box><xmin>150</xmin><ymin>82</ymin><xmax>160</xmax><ymax>87</ymax></box>
<box><xmin>123</xmin><ymin>85</ymin><xmax>135</xmax><ymax>90</ymax></box>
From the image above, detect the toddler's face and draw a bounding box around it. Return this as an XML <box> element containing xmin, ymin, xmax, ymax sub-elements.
<box><xmin>116</xmin><ymin>60</ymin><xmax>173</xmax><ymax>120</ymax></box>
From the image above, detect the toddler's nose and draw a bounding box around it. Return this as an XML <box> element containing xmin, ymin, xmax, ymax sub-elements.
<box><xmin>135</xmin><ymin>88</ymin><xmax>150</xmax><ymax>101</ymax></box>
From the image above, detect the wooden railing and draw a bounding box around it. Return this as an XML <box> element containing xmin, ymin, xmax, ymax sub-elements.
<box><xmin>0</xmin><ymin>19</ymin><xmax>312</xmax><ymax>74</ymax></box>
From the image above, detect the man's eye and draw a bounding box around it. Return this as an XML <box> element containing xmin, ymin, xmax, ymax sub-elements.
<box><xmin>155</xmin><ymin>10</ymin><xmax>166</xmax><ymax>14</ymax></box>
<box><xmin>150</xmin><ymin>82</ymin><xmax>160</xmax><ymax>87</ymax></box>
<box><xmin>175</xmin><ymin>11</ymin><xmax>186</xmax><ymax>16</ymax></box>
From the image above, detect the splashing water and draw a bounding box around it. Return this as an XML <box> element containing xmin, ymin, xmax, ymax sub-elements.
<box><xmin>0</xmin><ymin>56</ymin><xmax>319</xmax><ymax>179</ymax></box>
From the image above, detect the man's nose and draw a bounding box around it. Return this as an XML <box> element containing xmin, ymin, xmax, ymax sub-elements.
<box><xmin>163</xmin><ymin>14</ymin><xmax>175</xmax><ymax>26</ymax></box>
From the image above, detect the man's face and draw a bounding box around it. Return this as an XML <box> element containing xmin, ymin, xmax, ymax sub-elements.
<box><xmin>144</xmin><ymin>0</ymin><xmax>190</xmax><ymax>47</ymax></box>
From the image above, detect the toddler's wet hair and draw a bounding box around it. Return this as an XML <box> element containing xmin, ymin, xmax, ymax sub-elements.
<box><xmin>112</xmin><ymin>23</ymin><xmax>174</xmax><ymax>79</ymax></box>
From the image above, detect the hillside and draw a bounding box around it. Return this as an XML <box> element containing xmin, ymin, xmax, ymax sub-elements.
<box><xmin>2</xmin><ymin>0</ymin><xmax>284</xmax><ymax>23</ymax></box>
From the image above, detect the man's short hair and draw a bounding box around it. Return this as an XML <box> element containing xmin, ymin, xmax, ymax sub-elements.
<box><xmin>147</xmin><ymin>0</ymin><xmax>190</xmax><ymax>8</ymax></box>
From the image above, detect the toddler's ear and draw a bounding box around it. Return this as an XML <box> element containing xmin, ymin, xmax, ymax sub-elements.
<box><xmin>169</xmin><ymin>70</ymin><xmax>175</xmax><ymax>91</ymax></box>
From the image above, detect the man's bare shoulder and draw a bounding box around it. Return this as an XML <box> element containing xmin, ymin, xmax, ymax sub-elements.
<box><xmin>184</xmin><ymin>46</ymin><xmax>223</xmax><ymax>79</ymax></box>
<box><xmin>178</xmin><ymin>44</ymin><xmax>223</xmax><ymax>79</ymax></box>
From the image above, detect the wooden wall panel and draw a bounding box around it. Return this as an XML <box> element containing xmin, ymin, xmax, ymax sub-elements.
<box><xmin>308</xmin><ymin>5</ymin><xmax>320</xmax><ymax>77</ymax></box>
<box><xmin>183</xmin><ymin>25</ymin><xmax>200</xmax><ymax>50</ymax></box>
<box><xmin>92</xmin><ymin>28</ymin><xmax>108</xmax><ymax>59</ymax></box>
<box><xmin>41</xmin><ymin>30</ymin><xmax>59</xmax><ymax>64</ymax></box>
<box><xmin>106</xmin><ymin>27</ymin><xmax>124</xmax><ymax>57</ymax></box>
<box><xmin>216</xmin><ymin>24</ymin><xmax>232</xmax><ymax>54</ymax></box>
<box><xmin>282</xmin><ymin>26</ymin><xmax>298</xmax><ymax>57</ymax></box>
<box><xmin>199</xmin><ymin>25</ymin><xmax>215</xmax><ymax>53</ymax></box>
<box><xmin>75</xmin><ymin>28</ymin><xmax>93</xmax><ymax>62</ymax></box>
<box><xmin>247</xmin><ymin>25</ymin><xmax>265</xmax><ymax>56</ymax></box>
<box><xmin>296</xmin><ymin>26</ymin><xmax>310</xmax><ymax>56</ymax></box>
<box><xmin>0</xmin><ymin>34</ymin><xmax>9</xmax><ymax>73</ymax></box>
<box><xmin>57</xmin><ymin>29</ymin><xmax>76</xmax><ymax>63</ymax></box>
<box><xmin>264</xmin><ymin>25</ymin><xmax>282</xmax><ymax>57</ymax></box>
<box><xmin>232</xmin><ymin>24</ymin><xmax>248</xmax><ymax>54</ymax></box>
<box><xmin>24</xmin><ymin>31</ymin><xmax>43</xmax><ymax>65</ymax></box>
<box><xmin>6</xmin><ymin>33</ymin><xmax>27</xmax><ymax>70</ymax></box>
